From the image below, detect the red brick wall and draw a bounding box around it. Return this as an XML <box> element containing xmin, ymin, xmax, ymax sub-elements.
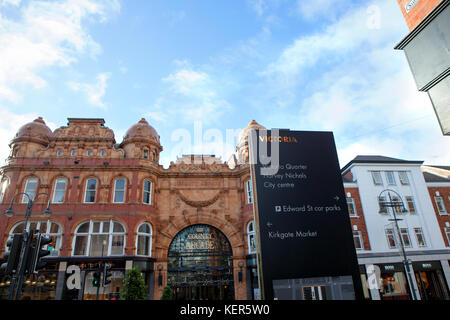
<box><xmin>345</xmin><ymin>187</ymin><xmax>371</xmax><ymax>250</ymax></box>
<box><xmin>397</xmin><ymin>0</ymin><xmax>443</xmax><ymax>30</ymax></box>
<box><xmin>427</xmin><ymin>186</ymin><xmax>450</xmax><ymax>246</ymax></box>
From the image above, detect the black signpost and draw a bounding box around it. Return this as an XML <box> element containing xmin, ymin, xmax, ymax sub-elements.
<box><xmin>249</xmin><ymin>129</ymin><xmax>363</xmax><ymax>300</ymax></box>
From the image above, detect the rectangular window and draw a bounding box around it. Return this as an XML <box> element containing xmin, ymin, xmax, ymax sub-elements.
<box><xmin>371</xmin><ymin>171</ymin><xmax>383</xmax><ymax>185</ymax></box>
<box><xmin>413</xmin><ymin>228</ymin><xmax>426</xmax><ymax>247</ymax></box>
<box><xmin>0</xmin><ymin>180</ymin><xmax>8</xmax><ymax>203</ymax></box>
<box><xmin>400</xmin><ymin>228</ymin><xmax>412</xmax><ymax>248</ymax></box>
<box><xmin>143</xmin><ymin>180</ymin><xmax>152</xmax><ymax>204</ymax></box>
<box><xmin>378</xmin><ymin>196</ymin><xmax>388</xmax><ymax>214</ymax></box>
<box><xmin>385</xmin><ymin>228</ymin><xmax>397</xmax><ymax>248</ymax></box>
<box><xmin>246</xmin><ymin>180</ymin><xmax>253</xmax><ymax>204</ymax></box>
<box><xmin>405</xmin><ymin>196</ymin><xmax>416</xmax><ymax>214</ymax></box>
<box><xmin>353</xmin><ymin>231</ymin><xmax>363</xmax><ymax>250</ymax></box>
<box><xmin>84</xmin><ymin>179</ymin><xmax>97</xmax><ymax>203</ymax></box>
<box><xmin>435</xmin><ymin>196</ymin><xmax>447</xmax><ymax>215</ymax></box>
<box><xmin>385</xmin><ymin>171</ymin><xmax>396</xmax><ymax>185</ymax></box>
<box><xmin>52</xmin><ymin>178</ymin><xmax>67</xmax><ymax>203</ymax></box>
<box><xmin>71</xmin><ymin>150</ymin><xmax>76</xmax><ymax>157</ymax></box>
<box><xmin>346</xmin><ymin>198</ymin><xmax>357</xmax><ymax>217</ymax></box>
<box><xmin>113</xmin><ymin>178</ymin><xmax>126</xmax><ymax>203</ymax></box>
<box><xmin>22</xmin><ymin>178</ymin><xmax>37</xmax><ymax>203</ymax></box>
<box><xmin>445</xmin><ymin>228</ymin><xmax>450</xmax><ymax>246</ymax></box>
<box><xmin>398</xmin><ymin>171</ymin><xmax>409</xmax><ymax>185</ymax></box>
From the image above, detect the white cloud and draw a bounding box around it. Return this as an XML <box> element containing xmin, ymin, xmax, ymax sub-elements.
<box><xmin>0</xmin><ymin>0</ymin><xmax>21</xmax><ymax>6</ymax></box>
<box><xmin>248</xmin><ymin>0</ymin><xmax>268</xmax><ymax>16</ymax></box>
<box><xmin>296</xmin><ymin>0</ymin><xmax>347</xmax><ymax>21</ymax></box>
<box><xmin>0</xmin><ymin>0</ymin><xmax>120</xmax><ymax>103</ymax></box>
<box><xmin>69</xmin><ymin>72</ymin><xmax>111</xmax><ymax>108</ymax></box>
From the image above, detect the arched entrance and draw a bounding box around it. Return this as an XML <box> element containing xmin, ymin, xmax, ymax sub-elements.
<box><xmin>167</xmin><ymin>224</ymin><xmax>234</xmax><ymax>300</ymax></box>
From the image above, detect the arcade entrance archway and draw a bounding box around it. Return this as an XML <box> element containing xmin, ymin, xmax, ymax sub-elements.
<box><xmin>167</xmin><ymin>224</ymin><xmax>234</xmax><ymax>300</ymax></box>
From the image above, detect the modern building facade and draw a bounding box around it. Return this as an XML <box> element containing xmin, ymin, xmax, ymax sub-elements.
<box><xmin>395</xmin><ymin>0</ymin><xmax>450</xmax><ymax>135</ymax></box>
<box><xmin>0</xmin><ymin>117</ymin><xmax>449</xmax><ymax>300</ymax></box>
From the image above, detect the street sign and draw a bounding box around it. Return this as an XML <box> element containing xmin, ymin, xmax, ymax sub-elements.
<box><xmin>249</xmin><ymin>129</ymin><xmax>363</xmax><ymax>300</ymax></box>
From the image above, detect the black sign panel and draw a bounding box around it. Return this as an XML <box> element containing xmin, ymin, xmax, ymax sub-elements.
<box><xmin>249</xmin><ymin>129</ymin><xmax>363</xmax><ymax>300</ymax></box>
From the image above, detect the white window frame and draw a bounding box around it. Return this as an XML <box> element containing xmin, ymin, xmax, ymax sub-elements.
<box><xmin>385</xmin><ymin>228</ymin><xmax>397</xmax><ymax>248</ymax></box>
<box><xmin>136</xmin><ymin>222</ymin><xmax>153</xmax><ymax>257</ymax></box>
<box><xmin>413</xmin><ymin>228</ymin><xmax>427</xmax><ymax>247</ymax></box>
<box><xmin>22</xmin><ymin>178</ymin><xmax>37</xmax><ymax>203</ymax></box>
<box><xmin>72</xmin><ymin>220</ymin><xmax>126</xmax><ymax>256</ymax></box>
<box><xmin>143</xmin><ymin>179</ymin><xmax>152</xmax><ymax>205</ymax></box>
<box><xmin>346</xmin><ymin>197</ymin><xmax>358</xmax><ymax>217</ymax></box>
<box><xmin>247</xmin><ymin>221</ymin><xmax>256</xmax><ymax>254</ymax></box>
<box><xmin>378</xmin><ymin>196</ymin><xmax>388</xmax><ymax>214</ymax></box>
<box><xmin>435</xmin><ymin>196</ymin><xmax>447</xmax><ymax>215</ymax></box>
<box><xmin>445</xmin><ymin>227</ymin><xmax>450</xmax><ymax>246</ymax></box>
<box><xmin>400</xmin><ymin>228</ymin><xmax>412</xmax><ymax>248</ymax></box>
<box><xmin>84</xmin><ymin>178</ymin><xmax>97</xmax><ymax>203</ymax></box>
<box><xmin>52</xmin><ymin>178</ymin><xmax>67</xmax><ymax>204</ymax></box>
<box><xmin>398</xmin><ymin>171</ymin><xmax>409</xmax><ymax>185</ymax></box>
<box><xmin>371</xmin><ymin>171</ymin><xmax>383</xmax><ymax>185</ymax></box>
<box><xmin>353</xmin><ymin>231</ymin><xmax>363</xmax><ymax>250</ymax></box>
<box><xmin>405</xmin><ymin>196</ymin><xmax>416</xmax><ymax>214</ymax></box>
<box><xmin>113</xmin><ymin>178</ymin><xmax>126</xmax><ymax>203</ymax></box>
<box><xmin>9</xmin><ymin>220</ymin><xmax>62</xmax><ymax>256</ymax></box>
<box><xmin>246</xmin><ymin>180</ymin><xmax>253</xmax><ymax>204</ymax></box>
<box><xmin>385</xmin><ymin>171</ymin><xmax>396</xmax><ymax>185</ymax></box>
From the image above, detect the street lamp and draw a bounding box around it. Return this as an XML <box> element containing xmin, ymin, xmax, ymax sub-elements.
<box><xmin>3</xmin><ymin>192</ymin><xmax>51</xmax><ymax>300</ymax></box>
<box><xmin>378</xmin><ymin>189</ymin><xmax>417</xmax><ymax>300</ymax></box>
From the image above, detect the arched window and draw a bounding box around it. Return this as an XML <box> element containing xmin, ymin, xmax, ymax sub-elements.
<box><xmin>143</xmin><ymin>180</ymin><xmax>152</xmax><ymax>205</ymax></box>
<box><xmin>8</xmin><ymin>220</ymin><xmax>62</xmax><ymax>256</ymax></box>
<box><xmin>0</xmin><ymin>178</ymin><xmax>8</xmax><ymax>203</ymax></box>
<box><xmin>136</xmin><ymin>222</ymin><xmax>152</xmax><ymax>256</ymax></box>
<box><xmin>84</xmin><ymin>178</ymin><xmax>97</xmax><ymax>203</ymax></box>
<box><xmin>247</xmin><ymin>221</ymin><xmax>256</xmax><ymax>254</ymax></box>
<box><xmin>246</xmin><ymin>180</ymin><xmax>253</xmax><ymax>204</ymax></box>
<box><xmin>52</xmin><ymin>178</ymin><xmax>67</xmax><ymax>203</ymax></box>
<box><xmin>22</xmin><ymin>177</ymin><xmax>38</xmax><ymax>203</ymax></box>
<box><xmin>73</xmin><ymin>220</ymin><xmax>126</xmax><ymax>256</ymax></box>
<box><xmin>113</xmin><ymin>178</ymin><xmax>126</xmax><ymax>203</ymax></box>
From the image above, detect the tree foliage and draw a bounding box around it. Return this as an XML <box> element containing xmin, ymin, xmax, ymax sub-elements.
<box><xmin>120</xmin><ymin>267</ymin><xmax>148</xmax><ymax>300</ymax></box>
<box><xmin>160</xmin><ymin>286</ymin><xmax>173</xmax><ymax>300</ymax></box>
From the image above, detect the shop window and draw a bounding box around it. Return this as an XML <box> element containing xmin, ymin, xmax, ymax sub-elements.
<box><xmin>0</xmin><ymin>179</ymin><xmax>8</xmax><ymax>203</ymax></box>
<box><xmin>136</xmin><ymin>222</ymin><xmax>152</xmax><ymax>256</ymax></box>
<box><xmin>346</xmin><ymin>197</ymin><xmax>357</xmax><ymax>217</ymax></box>
<box><xmin>9</xmin><ymin>220</ymin><xmax>62</xmax><ymax>256</ymax></box>
<box><xmin>371</xmin><ymin>171</ymin><xmax>383</xmax><ymax>185</ymax></box>
<box><xmin>353</xmin><ymin>231</ymin><xmax>363</xmax><ymax>250</ymax></box>
<box><xmin>73</xmin><ymin>220</ymin><xmax>126</xmax><ymax>256</ymax></box>
<box><xmin>246</xmin><ymin>180</ymin><xmax>253</xmax><ymax>204</ymax></box>
<box><xmin>84</xmin><ymin>178</ymin><xmax>97</xmax><ymax>203</ymax></box>
<box><xmin>247</xmin><ymin>221</ymin><xmax>256</xmax><ymax>254</ymax></box>
<box><xmin>385</xmin><ymin>171</ymin><xmax>396</xmax><ymax>185</ymax></box>
<box><xmin>52</xmin><ymin>178</ymin><xmax>67</xmax><ymax>204</ymax></box>
<box><xmin>113</xmin><ymin>178</ymin><xmax>126</xmax><ymax>203</ymax></box>
<box><xmin>143</xmin><ymin>180</ymin><xmax>152</xmax><ymax>205</ymax></box>
<box><xmin>379</xmin><ymin>268</ymin><xmax>410</xmax><ymax>300</ymax></box>
<box><xmin>405</xmin><ymin>196</ymin><xmax>416</xmax><ymax>214</ymax></box>
<box><xmin>434</xmin><ymin>196</ymin><xmax>447</xmax><ymax>215</ymax></box>
<box><xmin>413</xmin><ymin>228</ymin><xmax>427</xmax><ymax>247</ymax></box>
<box><xmin>398</xmin><ymin>171</ymin><xmax>409</xmax><ymax>185</ymax></box>
<box><xmin>22</xmin><ymin>178</ymin><xmax>37</xmax><ymax>203</ymax></box>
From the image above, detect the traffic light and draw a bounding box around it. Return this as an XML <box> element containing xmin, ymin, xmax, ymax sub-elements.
<box><xmin>0</xmin><ymin>234</ymin><xmax>24</xmax><ymax>275</ymax></box>
<box><xmin>92</xmin><ymin>270</ymin><xmax>101</xmax><ymax>287</ymax></box>
<box><xmin>103</xmin><ymin>264</ymin><xmax>112</xmax><ymax>286</ymax></box>
<box><xmin>25</xmin><ymin>233</ymin><xmax>52</xmax><ymax>274</ymax></box>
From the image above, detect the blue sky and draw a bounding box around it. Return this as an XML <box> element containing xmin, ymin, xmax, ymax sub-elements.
<box><xmin>0</xmin><ymin>0</ymin><xmax>449</xmax><ymax>168</ymax></box>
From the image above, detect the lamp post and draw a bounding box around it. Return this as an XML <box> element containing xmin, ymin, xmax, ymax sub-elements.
<box><xmin>378</xmin><ymin>189</ymin><xmax>417</xmax><ymax>300</ymax></box>
<box><xmin>3</xmin><ymin>192</ymin><xmax>51</xmax><ymax>300</ymax></box>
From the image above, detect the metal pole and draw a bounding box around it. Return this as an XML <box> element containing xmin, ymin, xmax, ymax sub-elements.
<box><xmin>388</xmin><ymin>191</ymin><xmax>417</xmax><ymax>300</ymax></box>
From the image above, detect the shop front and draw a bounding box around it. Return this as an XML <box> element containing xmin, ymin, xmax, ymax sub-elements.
<box><xmin>413</xmin><ymin>261</ymin><xmax>450</xmax><ymax>300</ymax></box>
<box><xmin>376</xmin><ymin>263</ymin><xmax>411</xmax><ymax>300</ymax></box>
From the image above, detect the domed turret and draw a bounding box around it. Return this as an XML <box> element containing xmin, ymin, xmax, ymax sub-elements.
<box><xmin>120</xmin><ymin>118</ymin><xmax>162</xmax><ymax>161</ymax></box>
<box><xmin>11</xmin><ymin>117</ymin><xmax>52</xmax><ymax>146</ymax></box>
<box><xmin>236</xmin><ymin>120</ymin><xmax>266</xmax><ymax>164</ymax></box>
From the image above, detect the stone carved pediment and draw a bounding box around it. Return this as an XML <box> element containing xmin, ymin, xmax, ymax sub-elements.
<box><xmin>175</xmin><ymin>189</ymin><xmax>225</xmax><ymax>208</ymax></box>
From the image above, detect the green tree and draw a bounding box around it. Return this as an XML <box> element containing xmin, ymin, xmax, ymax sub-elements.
<box><xmin>160</xmin><ymin>286</ymin><xmax>173</xmax><ymax>300</ymax></box>
<box><xmin>120</xmin><ymin>267</ymin><xmax>148</xmax><ymax>300</ymax></box>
